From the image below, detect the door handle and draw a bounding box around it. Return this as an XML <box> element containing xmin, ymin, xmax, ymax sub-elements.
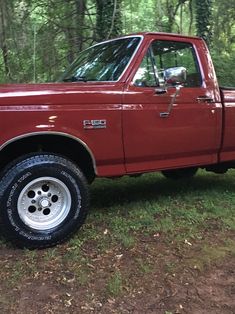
<box><xmin>159</xmin><ymin>112</ymin><xmax>170</xmax><ymax>118</ymax></box>
<box><xmin>197</xmin><ymin>96</ymin><xmax>214</xmax><ymax>103</ymax></box>
<box><xmin>155</xmin><ymin>88</ymin><xmax>167</xmax><ymax>95</ymax></box>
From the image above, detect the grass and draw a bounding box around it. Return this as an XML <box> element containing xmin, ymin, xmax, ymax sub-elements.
<box><xmin>6</xmin><ymin>260</ymin><xmax>27</xmax><ymax>287</ymax></box>
<box><xmin>136</xmin><ymin>257</ymin><xmax>153</xmax><ymax>274</ymax></box>
<box><xmin>187</xmin><ymin>239</ymin><xmax>235</xmax><ymax>271</ymax></box>
<box><xmin>0</xmin><ymin>169</ymin><xmax>235</xmax><ymax>310</ymax></box>
<box><xmin>86</xmin><ymin>170</ymin><xmax>235</xmax><ymax>247</ymax></box>
<box><xmin>106</xmin><ymin>271</ymin><xmax>123</xmax><ymax>296</ymax></box>
<box><xmin>56</xmin><ymin>169</ymin><xmax>235</xmax><ymax>270</ymax></box>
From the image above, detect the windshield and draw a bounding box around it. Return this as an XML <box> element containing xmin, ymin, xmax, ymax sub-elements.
<box><xmin>60</xmin><ymin>37</ymin><xmax>141</xmax><ymax>82</ymax></box>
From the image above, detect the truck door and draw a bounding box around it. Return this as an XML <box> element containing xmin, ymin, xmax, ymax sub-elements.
<box><xmin>122</xmin><ymin>38</ymin><xmax>222</xmax><ymax>173</ymax></box>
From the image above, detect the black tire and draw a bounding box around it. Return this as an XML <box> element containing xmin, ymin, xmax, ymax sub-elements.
<box><xmin>161</xmin><ymin>167</ymin><xmax>198</xmax><ymax>180</ymax></box>
<box><xmin>0</xmin><ymin>154</ymin><xmax>89</xmax><ymax>249</ymax></box>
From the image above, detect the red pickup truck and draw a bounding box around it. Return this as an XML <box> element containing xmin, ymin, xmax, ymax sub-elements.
<box><xmin>0</xmin><ymin>32</ymin><xmax>234</xmax><ymax>248</ymax></box>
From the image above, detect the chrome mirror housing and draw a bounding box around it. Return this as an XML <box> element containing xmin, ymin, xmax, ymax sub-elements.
<box><xmin>158</xmin><ymin>67</ymin><xmax>187</xmax><ymax>118</ymax></box>
<box><xmin>163</xmin><ymin>66</ymin><xmax>187</xmax><ymax>86</ymax></box>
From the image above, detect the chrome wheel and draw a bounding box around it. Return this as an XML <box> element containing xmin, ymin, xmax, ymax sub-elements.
<box><xmin>17</xmin><ymin>176</ymin><xmax>72</xmax><ymax>230</ymax></box>
<box><xmin>0</xmin><ymin>154</ymin><xmax>89</xmax><ymax>248</ymax></box>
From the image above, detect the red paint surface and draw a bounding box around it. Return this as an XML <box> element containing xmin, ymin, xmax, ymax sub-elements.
<box><xmin>0</xmin><ymin>32</ymin><xmax>234</xmax><ymax>177</ymax></box>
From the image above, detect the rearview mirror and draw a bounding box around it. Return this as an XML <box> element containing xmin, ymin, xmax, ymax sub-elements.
<box><xmin>163</xmin><ymin>67</ymin><xmax>187</xmax><ymax>86</ymax></box>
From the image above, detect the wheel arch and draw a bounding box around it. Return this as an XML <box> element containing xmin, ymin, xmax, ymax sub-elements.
<box><xmin>0</xmin><ymin>131</ymin><xmax>97</xmax><ymax>183</ymax></box>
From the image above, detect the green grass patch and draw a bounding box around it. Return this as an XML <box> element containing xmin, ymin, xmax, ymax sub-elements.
<box><xmin>88</xmin><ymin>170</ymin><xmax>235</xmax><ymax>246</ymax></box>
<box><xmin>136</xmin><ymin>257</ymin><xmax>153</xmax><ymax>274</ymax></box>
<box><xmin>106</xmin><ymin>271</ymin><xmax>123</xmax><ymax>297</ymax></box>
<box><xmin>187</xmin><ymin>239</ymin><xmax>235</xmax><ymax>271</ymax></box>
<box><xmin>0</xmin><ymin>169</ymin><xmax>234</xmax><ymax>301</ymax></box>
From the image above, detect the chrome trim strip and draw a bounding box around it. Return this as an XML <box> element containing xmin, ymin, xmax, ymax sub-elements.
<box><xmin>0</xmin><ymin>131</ymin><xmax>97</xmax><ymax>175</ymax></box>
<box><xmin>83</xmin><ymin>35</ymin><xmax>144</xmax><ymax>51</ymax></box>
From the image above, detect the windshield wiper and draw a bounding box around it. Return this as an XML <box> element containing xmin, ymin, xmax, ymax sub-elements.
<box><xmin>62</xmin><ymin>76</ymin><xmax>87</xmax><ymax>82</ymax></box>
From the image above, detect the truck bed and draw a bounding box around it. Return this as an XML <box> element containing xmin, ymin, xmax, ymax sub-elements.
<box><xmin>220</xmin><ymin>87</ymin><xmax>235</xmax><ymax>162</ymax></box>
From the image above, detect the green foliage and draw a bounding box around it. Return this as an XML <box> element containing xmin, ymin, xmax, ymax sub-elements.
<box><xmin>211</xmin><ymin>51</ymin><xmax>235</xmax><ymax>87</ymax></box>
<box><xmin>194</xmin><ymin>0</ymin><xmax>213</xmax><ymax>45</ymax></box>
<box><xmin>96</xmin><ymin>0</ymin><xmax>122</xmax><ymax>41</ymax></box>
<box><xmin>0</xmin><ymin>0</ymin><xmax>234</xmax><ymax>85</ymax></box>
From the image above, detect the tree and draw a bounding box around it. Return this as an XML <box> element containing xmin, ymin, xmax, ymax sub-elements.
<box><xmin>194</xmin><ymin>0</ymin><xmax>213</xmax><ymax>45</ymax></box>
<box><xmin>96</xmin><ymin>0</ymin><xmax>122</xmax><ymax>41</ymax></box>
<box><xmin>0</xmin><ymin>0</ymin><xmax>234</xmax><ymax>85</ymax></box>
<box><xmin>0</xmin><ymin>0</ymin><xmax>11</xmax><ymax>80</ymax></box>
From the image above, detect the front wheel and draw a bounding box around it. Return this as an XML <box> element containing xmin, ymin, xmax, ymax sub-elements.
<box><xmin>0</xmin><ymin>154</ymin><xmax>89</xmax><ymax>249</ymax></box>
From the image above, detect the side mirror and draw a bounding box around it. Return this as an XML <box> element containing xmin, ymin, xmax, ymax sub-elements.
<box><xmin>158</xmin><ymin>67</ymin><xmax>186</xmax><ymax>118</ymax></box>
<box><xmin>164</xmin><ymin>67</ymin><xmax>187</xmax><ymax>86</ymax></box>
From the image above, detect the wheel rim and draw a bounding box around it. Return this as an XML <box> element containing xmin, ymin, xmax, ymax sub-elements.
<box><xmin>17</xmin><ymin>177</ymin><xmax>72</xmax><ymax>230</ymax></box>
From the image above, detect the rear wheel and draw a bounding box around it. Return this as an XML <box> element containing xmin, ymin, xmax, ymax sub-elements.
<box><xmin>0</xmin><ymin>154</ymin><xmax>89</xmax><ymax>249</ymax></box>
<box><xmin>162</xmin><ymin>167</ymin><xmax>198</xmax><ymax>180</ymax></box>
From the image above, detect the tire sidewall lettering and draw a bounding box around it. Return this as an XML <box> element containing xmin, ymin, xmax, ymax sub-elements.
<box><xmin>17</xmin><ymin>171</ymin><xmax>32</xmax><ymax>184</ymax></box>
<box><xmin>6</xmin><ymin>176</ymin><xmax>53</xmax><ymax>240</ymax></box>
<box><xmin>5</xmin><ymin>168</ymin><xmax>82</xmax><ymax>241</ymax></box>
<box><xmin>7</xmin><ymin>172</ymin><xmax>32</xmax><ymax>207</ymax></box>
<box><xmin>61</xmin><ymin>170</ymin><xmax>81</xmax><ymax>219</ymax></box>
<box><xmin>0</xmin><ymin>154</ymin><xmax>89</xmax><ymax>248</ymax></box>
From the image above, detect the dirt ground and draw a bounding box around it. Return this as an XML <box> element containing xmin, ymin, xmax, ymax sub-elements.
<box><xmin>0</xmin><ymin>234</ymin><xmax>234</xmax><ymax>314</ymax></box>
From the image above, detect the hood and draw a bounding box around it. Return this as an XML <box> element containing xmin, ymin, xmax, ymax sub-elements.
<box><xmin>0</xmin><ymin>82</ymin><xmax>123</xmax><ymax>106</ymax></box>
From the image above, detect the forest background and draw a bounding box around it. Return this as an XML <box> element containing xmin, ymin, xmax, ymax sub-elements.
<box><xmin>0</xmin><ymin>0</ymin><xmax>234</xmax><ymax>86</ymax></box>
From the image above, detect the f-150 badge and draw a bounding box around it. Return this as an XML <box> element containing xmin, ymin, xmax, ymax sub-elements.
<box><xmin>83</xmin><ymin>119</ymin><xmax>107</xmax><ymax>129</ymax></box>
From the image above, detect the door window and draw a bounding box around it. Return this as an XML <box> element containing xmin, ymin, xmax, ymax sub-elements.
<box><xmin>133</xmin><ymin>40</ymin><xmax>202</xmax><ymax>88</ymax></box>
<box><xmin>133</xmin><ymin>49</ymin><xmax>158</xmax><ymax>87</ymax></box>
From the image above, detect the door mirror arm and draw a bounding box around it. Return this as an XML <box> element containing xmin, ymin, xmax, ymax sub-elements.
<box><xmin>158</xmin><ymin>66</ymin><xmax>187</xmax><ymax>118</ymax></box>
<box><xmin>159</xmin><ymin>85</ymin><xmax>183</xmax><ymax>118</ymax></box>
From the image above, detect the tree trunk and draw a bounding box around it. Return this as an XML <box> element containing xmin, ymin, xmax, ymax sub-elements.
<box><xmin>0</xmin><ymin>0</ymin><xmax>10</xmax><ymax>79</ymax></box>
<box><xmin>194</xmin><ymin>0</ymin><xmax>213</xmax><ymax>45</ymax></box>
<box><xmin>95</xmin><ymin>0</ymin><xmax>122</xmax><ymax>42</ymax></box>
<box><xmin>75</xmin><ymin>0</ymin><xmax>86</xmax><ymax>51</ymax></box>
